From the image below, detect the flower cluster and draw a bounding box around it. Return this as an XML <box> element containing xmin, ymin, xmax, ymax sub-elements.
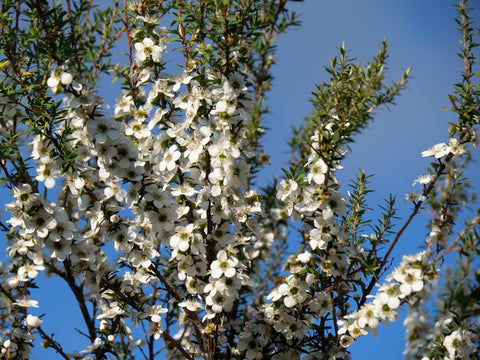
<box><xmin>4</xmin><ymin>7</ymin><xmax>273</xmax><ymax>355</ymax></box>
<box><xmin>338</xmin><ymin>252</ymin><xmax>434</xmax><ymax>346</ymax></box>
<box><xmin>403</xmin><ymin>261</ymin><xmax>480</xmax><ymax>360</ymax></box>
<box><xmin>404</xmin><ymin>311</ymin><xmax>478</xmax><ymax>360</ymax></box>
<box><xmin>234</xmin><ymin>119</ymin><xmax>357</xmax><ymax>357</ymax></box>
<box><xmin>1</xmin><ymin>0</ymin><xmax>479</xmax><ymax>358</ymax></box>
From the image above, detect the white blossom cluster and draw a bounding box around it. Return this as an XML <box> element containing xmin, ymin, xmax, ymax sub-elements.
<box><xmin>1</xmin><ymin>9</ymin><xmax>279</xmax><ymax>357</ymax></box>
<box><xmin>405</xmin><ymin>136</ymin><xmax>469</xmax><ymax>208</ymax></box>
<box><xmin>234</xmin><ymin>125</ymin><xmax>360</xmax><ymax>358</ymax></box>
<box><xmin>1</xmin><ymin>1</ymin><xmax>478</xmax><ymax>358</ymax></box>
<box><xmin>338</xmin><ymin>252</ymin><xmax>432</xmax><ymax>347</ymax></box>
<box><xmin>404</xmin><ymin>310</ymin><xmax>478</xmax><ymax>360</ymax></box>
<box><xmin>442</xmin><ymin>328</ymin><xmax>477</xmax><ymax>360</ymax></box>
<box><xmin>0</xmin><ymin>297</ymin><xmax>41</xmax><ymax>359</ymax></box>
<box><xmin>403</xmin><ymin>266</ymin><xmax>480</xmax><ymax>360</ymax></box>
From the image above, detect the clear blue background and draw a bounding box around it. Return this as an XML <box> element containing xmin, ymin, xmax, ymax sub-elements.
<box><xmin>9</xmin><ymin>0</ymin><xmax>480</xmax><ymax>359</ymax></box>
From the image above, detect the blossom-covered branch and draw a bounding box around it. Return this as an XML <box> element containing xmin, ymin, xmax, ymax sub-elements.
<box><xmin>0</xmin><ymin>0</ymin><xmax>479</xmax><ymax>359</ymax></box>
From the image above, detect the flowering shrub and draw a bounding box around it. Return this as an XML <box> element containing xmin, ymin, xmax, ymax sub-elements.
<box><xmin>0</xmin><ymin>0</ymin><xmax>479</xmax><ymax>359</ymax></box>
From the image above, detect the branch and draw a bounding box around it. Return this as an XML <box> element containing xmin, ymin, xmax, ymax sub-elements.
<box><xmin>37</xmin><ymin>326</ymin><xmax>71</xmax><ymax>360</ymax></box>
<box><xmin>63</xmin><ymin>259</ymin><xmax>96</xmax><ymax>342</ymax></box>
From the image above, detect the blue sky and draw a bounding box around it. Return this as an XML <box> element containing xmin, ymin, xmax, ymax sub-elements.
<box><xmin>5</xmin><ymin>0</ymin><xmax>480</xmax><ymax>359</ymax></box>
<box><xmin>262</xmin><ymin>0</ymin><xmax>480</xmax><ymax>358</ymax></box>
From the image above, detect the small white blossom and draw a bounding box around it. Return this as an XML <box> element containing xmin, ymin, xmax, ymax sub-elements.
<box><xmin>179</xmin><ymin>299</ymin><xmax>203</xmax><ymax>312</ymax></box>
<box><xmin>340</xmin><ymin>335</ymin><xmax>354</xmax><ymax>348</ymax></box>
<box><xmin>13</xmin><ymin>299</ymin><xmax>39</xmax><ymax>308</ymax></box>
<box><xmin>307</xmin><ymin>158</ymin><xmax>328</xmax><ymax>185</ymax></box>
<box><xmin>276</xmin><ymin>179</ymin><xmax>299</xmax><ymax>202</ymax></box>
<box><xmin>412</xmin><ymin>173</ymin><xmax>434</xmax><ymax>186</ymax></box>
<box><xmin>443</xmin><ymin>329</ymin><xmax>475</xmax><ymax>360</ymax></box>
<box><xmin>404</xmin><ymin>191</ymin><xmax>426</xmax><ymax>203</ymax></box>
<box><xmin>210</xmin><ymin>250</ymin><xmax>238</xmax><ymax>279</ymax></box>
<box><xmin>159</xmin><ymin>145</ymin><xmax>181</xmax><ymax>171</ymax></box>
<box><xmin>392</xmin><ymin>266</ymin><xmax>424</xmax><ymax>298</ymax></box>
<box><xmin>134</xmin><ymin>37</ymin><xmax>164</xmax><ymax>63</ymax></box>
<box><xmin>421</xmin><ymin>142</ymin><xmax>450</xmax><ymax>158</ymax></box>
<box><xmin>25</xmin><ymin>314</ymin><xmax>42</xmax><ymax>328</ymax></box>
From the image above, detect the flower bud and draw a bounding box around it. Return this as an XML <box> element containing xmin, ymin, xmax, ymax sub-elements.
<box><xmin>60</xmin><ymin>72</ymin><xmax>73</xmax><ymax>85</ymax></box>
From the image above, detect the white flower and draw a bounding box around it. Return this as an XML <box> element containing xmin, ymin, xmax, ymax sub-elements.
<box><xmin>179</xmin><ymin>299</ymin><xmax>203</xmax><ymax>312</ymax></box>
<box><xmin>82</xmin><ymin>337</ymin><xmax>104</xmax><ymax>353</ymax></box>
<box><xmin>174</xmin><ymin>250</ymin><xmax>194</xmax><ymax>275</ymax></box>
<box><xmin>421</xmin><ymin>142</ymin><xmax>449</xmax><ymax>158</ymax></box>
<box><xmin>310</xmin><ymin>291</ymin><xmax>332</xmax><ymax>317</ymax></box>
<box><xmin>28</xmin><ymin>209</ymin><xmax>57</xmax><ymax>239</ymax></box>
<box><xmin>206</xmin><ymin>288</ymin><xmax>235</xmax><ymax>313</ymax></box>
<box><xmin>60</xmin><ymin>72</ymin><xmax>73</xmax><ymax>85</ymax></box>
<box><xmin>281</xmin><ymin>275</ymin><xmax>308</xmax><ymax>308</ymax></box>
<box><xmin>170</xmin><ymin>184</ymin><xmax>196</xmax><ymax>197</ymax></box>
<box><xmin>276</xmin><ymin>179</ymin><xmax>299</xmax><ymax>202</ymax></box>
<box><xmin>309</xmin><ymin>216</ymin><xmax>338</xmax><ymax>250</ymax></box>
<box><xmin>404</xmin><ymin>191</ymin><xmax>426</xmax><ymax>203</ymax></box>
<box><xmin>237</xmin><ymin>331</ymin><xmax>264</xmax><ymax>359</ymax></box>
<box><xmin>13</xmin><ymin>299</ymin><xmax>39</xmax><ymax>308</ymax></box>
<box><xmin>31</xmin><ymin>135</ymin><xmax>53</xmax><ymax>164</ymax></box>
<box><xmin>25</xmin><ymin>314</ymin><xmax>42</xmax><ymax>328</ymax></box>
<box><xmin>443</xmin><ymin>329</ymin><xmax>475</xmax><ymax>360</ymax></box>
<box><xmin>284</xmin><ymin>317</ymin><xmax>307</xmax><ymax>340</ymax></box>
<box><xmin>374</xmin><ymin>292</ymin><xmax>400</xmax><ymax>311</ymax></box>
<box><xmin>323</xmin><ymin>190</ymin><xmax>347</xmax><ymax>217</ymax></box>
<box><xmin>412</xmin><ymin>173</ymin><xmax>434</xmax><ymax>186</ymax></box>
<box><xmin>45</xmin><ymin>238</ymin><xmax>72</xmax><ymax>261</ymax></box>
<box><xmin>185</xmin><ymin>276</ymin><xmax>205</xmax><ymax>295</ymax></box>
<box><xmin>373</xmin><ymin>294</ymin><xmax>398</xmax><ymax>323</ymax></box>
<box><xmin>128</xmin><ymin>247</ymin><xmax>157</xmax><ymax>269</ymax></box>
<box><xmin>46</xmin><ymin>70</ymin><xmax>73</xmax><ymax>91</ymax></box>
<box><xmin>115</xmin><ymin>91</ymin><xmax>134</xmax><ymax>115</ymax></box>
<box><xmin>47</xmin><ymin>71</ymin><xmax>60</xmax><ymax>89</ymax></box>
<box><xmin>170</xmin><ymin>224</ymin><xmax>195</xmax><ymax>256</ymax></box>
<box><xmin>447</xmin><ymin>137</ymin><xmax>467</xmax><ymax>156</ymax></box>
<box><xmin>134</xmin><ymin>38</ymin><xmax>164</xmax><ymax>63</ymax></box>
<box><xmin>96</xmin><ymin>302</ymin><xmax>125</xmax><ymax>320</ymax></box>
<box><xmin>223</xmin><ymin>159</ymin><xmax>250</xmax><ymax>188</ymax></box>
<box><xmin>210</xmin><ymin>250</ymin><xmax>238</xmax><ymax>279</ymax></box>
<box><xmin>307</xmin><ymin>159</ymin><xmax>328</xmax><ymax>184</ymax></box>
<box><xmin>340</xmin><ymin>335</ymin><xmax>354</xmax><ymax>348</ymax></box>
<box><xmin>376</xmin><ymin>283</ymin><xmax>401</xmax><ymax>309</ymax></box>
<box><xmin>159</xmin><ymin>145</ymin><xmax>181</xmax><ymax>171</ymax></box>
<box><xmin>18</xmin><ymin>263</ymin><xmax>45</xmax><ymax>280</ymax></box>
<box><xmin>263</xmin><ymin>305</ymin><xmax>285</xmax><ymax>331</ymax></box>
<box><xmin>296</xmin><ymin>251</ymin><xmax>312</xmax><ymax>263</ymax></box>
<box><xmin>172</xmin><ymin>74</ymin><xmax>193</xmax><ymax>92</ymax></box>
<box><xmin>427</xmin><ymin>224</ymin><xmax>449</xmax><ymax>247</ymax></box>
<box><xmin>422</xmin><ymin>139</ymin><xmax>465</xmax><ymax>159</ymax></box>
<box><xmin>36</xmin><ymin>163</ymin><xmax>60</xmax><ymax>189</ymax></box>
<box><xmin>142</xmin><ymin>305</ymin><xmax>168</xmax><ymax>323</ymax></box>
<box><xmin>357</xmin><ymin>304</ymin><xmax>379</xmax><ymax>330</ymax></box>
<box><xmin>392</xmin><ymin>267</ymin><xmax>423</xmax><ymax>298</ymax></box>
<box><xmin>339</xmin><ymin>315</ymin><xmax>367</xmax><ymax>340</ymax></box>
<box><xmin>309</xmin><ymin>228</ymin><xmax>329</xmax><ymax>251</ymax></box>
